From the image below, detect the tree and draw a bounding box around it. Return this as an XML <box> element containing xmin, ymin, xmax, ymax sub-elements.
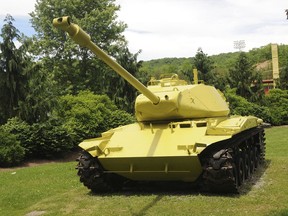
<box><xmin>193</xmin><ymin>48</ymin><xmax>214</xmax><ymax>83</ymax></box>
<box><xmin>107</xmin><ymin>48</ymin><xmax>141</xmax><ymax>112</ymax></box>
<box><xmin>29</xmin><ymin>0</ymin><xmax>128</xmax><ymax>95</ymax></box>
<box><xmin>18</xmin><ymin>58</ymin><xmax>59</xmax><ymax>124</ymax></box>
<box><xmin>179</xmin><ymin>58</ymin><xmax>194</xmax><ymax>83</ymax></box>
<box><xmin>280</xmin><ymin>66</ymin><xmax>288</xmax><ymax>90</ymax></box>
<box><xmin>228</xmin><ymin>52</ymin><xmax>263</xmax><ymax>101</ymax></box>
<box><xmin>0</xmin><ymin>15</ymin><xmax>29</xmax><ymax>123</ymax></box>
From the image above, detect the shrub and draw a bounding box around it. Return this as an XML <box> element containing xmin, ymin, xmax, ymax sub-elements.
<box><xmin>27</xmin><ymin>118</ymin><xmax>74</xmax><ymax>158</ymax></box>
<box><xmin>224</xmin><ymin>88</ymin><xmax>272</xmax><ymax>123</ymax></box>
<box><xmin>2</xmin><ymin>117</ymin><xmax>74</xmax><ymax>159</ymax></box>
<box><xmin>106</xmin><ymin>109</ymin><xmax>135</xmax><ymax>130</ymax></box>
<box><xmin>1</xmin><ymin>117</ymin><xmax>32</xmax><ymax>154</ymax></box>
<box><xmin>263</xmin><ymin>89</ymin><xmax>288</xmax><ymax>125</ymax></box>
<box><xmin>56</xmin><ymin>90</ymin><xmax>135</xmax><ymax>144</ymax></box>
<box><xmin>0</xmin><ymin>128</ymin><xmax>25</xmax><ymax>167</ymax></box>
<box><xmin>1</xmin><ymin>91</ymin><xmax>135</xmax><ymax>160</ymax></box>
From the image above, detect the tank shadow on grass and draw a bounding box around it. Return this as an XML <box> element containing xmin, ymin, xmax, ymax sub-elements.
<box><xmin>238</xmin><ymin>159</ymin><xmax>270</xmax><ymax>195</ymax></box>
<box><xmin>85</xmin><ymin>159</ymin><xmax>270</xmax><ymax>198</ymax></box>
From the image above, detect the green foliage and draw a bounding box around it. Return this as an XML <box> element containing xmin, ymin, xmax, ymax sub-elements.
<box><xmin>2</xmin><ymin>117</ymin><xmax>73</xmax><ymax>158</ymax></box>
<box><xmin>28</xmin><ymin>0</ymin><xmax>142</xmax><ymax>114</ymax></box>
<box><xmin>27</xmin><ymin>118</ymin><xmax>74</xmax><ymax>158</ymax></box>
<box><xmin>263</xmin><ymin>89</ymin><xmax>288</xmax><ymax>125</ymax></box>
<box><xmin>1</xmin><ymin>117</ymin><xmax>31</xmax><ymax>149</ymax></box>
<box><xmin>107</xmin><ymin>48</ymin><xmax>141</xmax><ymax>112</ymax></box>
<box><xmin>0</xmin><ymin>15</ymin><xmax>30</xmax><ymax>124</ymax></box>
<box><xmin>0</xmin><ymin>91</ymin><xmax>134</xmax><ymax>161</ymax></box>
<box><xmin>248</xmin><ymin>44</ymin><xmax>271</xmax><ymax>64</ymax></box>
<box><xmin>107</xmin><ymin>109</ymin><xmax>136</xmax><ymax>129</ymax></box>
<box><xmin>225</xmin><ymin>88</ymin><xmax>288</xmax><ymax>125</ymax></box>
<box><xmin>30</xmin><ymin>0</ymin><xmax>128</xmax><ymax>96</ymax></box>
<box><xmin>193</xmin><ymin>48</ymin><xmax>214</xmax><ymax>83</ymax></box>
<box><xmin>56</xmin><ymin>91</ymin><xmax>135</xmax><ymax>144</ymax></box>
<box><xmin>0</xmin><ymin>127</ymin><xmax>25</xmax><ymax>167</ymax></box>
<box><xmin>140</xmin><ymin>57</ymin><xmax>194</xmax><ymax>83</ymax></box>
<box><xmin>224</xmin><ymin>88</ymin><xmax>272</xmax><ymax>123</ymax></box>
<box><xmin>142</xmin><ymin>44</ymin><xmax>288</xmax><ymax>90</ymax></box>
<box><xmin>228</xmin><ymin>52</ymin><xmax>263</xmax><ymax>101</ymax></box>
<box><xmin>208</xmin><ymin>68</ymin><xmax>229</xmax><ymax>91</ymax></box>
<box><xmin>19</xmin><ymin>59</ymin><xmax>59</xmax><ymax>124</ymax></box>
<box><xmin>210</xmin><ymin>52</ymin><xmax>239</xmax><ymax>73</ymax></box>
<box><xmin>278</xmin><ymin>44</ymin><xmax>288</xmax><ymax>70</ymax></box>
<box><xmin>280</xmin><ymin>66</ymin><xmax>288</xmax><ymax>90</ymax></box>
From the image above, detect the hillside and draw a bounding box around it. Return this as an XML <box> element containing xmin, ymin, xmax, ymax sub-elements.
<box><xmin>140</xmin><ymin>44</ymin><xmax>288</xmax><ymax>80</ymax></box>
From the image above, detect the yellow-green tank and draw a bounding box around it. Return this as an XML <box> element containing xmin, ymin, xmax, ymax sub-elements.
<box><xmin>53</xmin><ymin>17</ymin><xmax>266</xmax><ymax>193</ymax></box>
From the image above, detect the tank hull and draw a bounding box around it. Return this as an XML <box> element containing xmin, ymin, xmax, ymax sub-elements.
<box><xmin>99</xmin><ymin>156</ymin><xmax>202</xmax><ymax>182</ymax></box>
<box><xmin>77</xmin><ymin>115</ymin><xmax>265</xmax><ymax>193</ymax></box>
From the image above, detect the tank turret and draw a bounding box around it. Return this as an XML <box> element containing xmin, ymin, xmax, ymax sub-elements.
<box><xmin>53</xmin><ymin>17</ymin><xmax>265</xmax><ymax>193</ymax></box>
<box><xmin>53</xmin><ymin>16</ymin><xmax>229</xmax><ymax>122</ymax></box>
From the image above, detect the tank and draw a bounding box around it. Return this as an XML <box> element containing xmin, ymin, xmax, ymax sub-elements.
<box><xmin>53</xmin><ymin>16</ymin><xmax>266</xmax><ymax>193</ymax></box>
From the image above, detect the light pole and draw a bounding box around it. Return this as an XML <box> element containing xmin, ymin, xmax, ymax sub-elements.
<box><xmin>233</xmin><ymin>40</ymin><xmax>246</xmax><ymax>52</ymax></box>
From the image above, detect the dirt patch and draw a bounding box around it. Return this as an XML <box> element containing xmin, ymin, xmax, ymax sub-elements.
<box><xmin>256</xmin><ymin>60</ymin><xmax>271</xmax><ymax>70</ymax></box>
<box><xmin>25</xmin><ymin>211</ymin><xmax>46</xmax><ymax>216</ymax></box>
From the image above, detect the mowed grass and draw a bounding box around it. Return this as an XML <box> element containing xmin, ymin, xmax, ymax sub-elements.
<box><xmin>1</xmin><ymin>126</ymin><xmax>288</xmax><ymax>216</ymax></box>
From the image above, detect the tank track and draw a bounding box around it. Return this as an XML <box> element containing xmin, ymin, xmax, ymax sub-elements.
<box><xmin>76</xmin><ymin>151</ymin><xmax>125</xmax><ymax>193</ymax></box>
<box><xmin>200</xmin><ymin>127</ymin><xmax>266</xmax><ymax>193</ymax></box>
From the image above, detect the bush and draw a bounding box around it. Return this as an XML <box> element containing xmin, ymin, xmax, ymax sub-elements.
<box><xmin>2</xmin><ymin>117</ymin><xmax>74</xmax><ymax>159</ymax></box>
<box><xmin>107</xmin><ymin>109</ymin><xmax>135</xmax><ymax>129</ymax></box>
<box><xmin>224</xmin><ymin>88</ymin><xmax>272</xmax><ymax>123</ymax></box>
<box><xmin>0</xmin><ymin>128</ymin><xmax>25</xmax><ymax>167</ymax></box>
<box><xmin>263</xmin><ymin>89</ymin><xmax>288</xmax><ymax>125</ymax></box>
<box><xmin>1</xmin><ymin>91</ymin><xmax>135</xmax><ymax>160</ymax></box>
<box><xmin>27</xmin><ymin>118</ymin><xmax>74</xmax><ymax>158</ymax></box>
<box><xmin>1</xmin><ymin>117</ymin><xmax>32</xmax><ymax>154</ymax></box>
<box><xmin>56</xmin><ymin>90</ymin><xmax>135</xmax><ymax>144</ymax></box>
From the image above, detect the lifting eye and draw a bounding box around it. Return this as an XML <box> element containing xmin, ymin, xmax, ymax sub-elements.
<box><xmin>165</xmin><ymin>95</ymin><xmax>169</xmax><ymax>100</ymax></box>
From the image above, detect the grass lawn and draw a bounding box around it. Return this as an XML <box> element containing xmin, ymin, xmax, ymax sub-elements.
<box><xmin>1</xmin><ymin>126</ymin><xmax>288</xmax><ymax>216</ymax></box>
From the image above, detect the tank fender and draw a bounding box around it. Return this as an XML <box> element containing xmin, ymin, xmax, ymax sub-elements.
<box><xmin>207</xmin><ymin>115</ymin><xmax>263</xmax><ymax>135</ymax></box>
<box><xmin>79</xmin><ymin>131</ymin><xmax>115</xmax><ymax>157</ymax></box>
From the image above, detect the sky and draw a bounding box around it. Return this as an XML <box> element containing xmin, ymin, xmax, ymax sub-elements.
<box><xmin>0</xmin><ymin>0</ymin><xmax>287</xmax><ymax>60</ymax></box>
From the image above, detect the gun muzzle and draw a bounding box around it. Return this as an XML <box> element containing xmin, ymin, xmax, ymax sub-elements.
<box><xmin>53</xmin><ymin>16</ymin><xmax>91</xmax><ymax>47</ymax></box>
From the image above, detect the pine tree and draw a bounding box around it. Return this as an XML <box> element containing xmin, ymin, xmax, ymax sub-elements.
<box><xmin>0</xmin><ymin>15</ymin><xmax>28</xmax><ymax>123</ymax></box>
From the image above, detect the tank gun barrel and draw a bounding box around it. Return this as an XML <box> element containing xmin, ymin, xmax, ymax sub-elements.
<box><xmin>53</xmin><ymin>16</ymin><xmax>160</xmax><ymax>105</ymax></box>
